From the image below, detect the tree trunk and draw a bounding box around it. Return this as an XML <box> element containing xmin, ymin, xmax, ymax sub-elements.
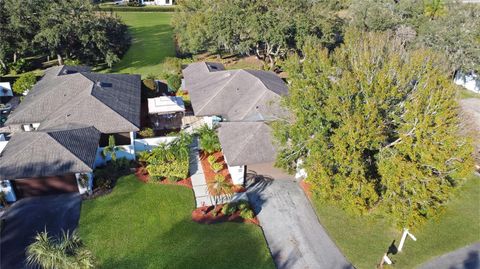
<box><xmin>57</xmin><ymin>54</ymin><xmax>64</xmax><ymax>66</ymax></box>
<box><xmin>13</xmin><ymin>52</ymin><xmax>17</xmax><ymax>63</ymax></box>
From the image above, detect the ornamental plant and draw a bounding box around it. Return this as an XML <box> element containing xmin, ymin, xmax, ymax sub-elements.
<box><xmin>211</xmin><ymin>162</ymin><xmax>223</xmax><ymax>173</ymax></box>
<box><xmin>207</xmin><ymin>155</ymin><xmax>216</xmax><ymax>165</ymax></box>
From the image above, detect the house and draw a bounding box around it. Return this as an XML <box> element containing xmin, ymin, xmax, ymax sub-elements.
<box><xmin>5</xmin><ymin>65</ymin><xmax>141</xmax><ymax>162</ymax></box>
<box><xmin>141</xmin><ymin>0</ymin><xmax>174</xmax><ymax>6</ymax></box>
<box><xmin>0</xmin><ymin>65</ymin><xmax>142</xmax><ymax>200</ymax></box>
<box><xmin>0</xmin><ymin>82</ymin><xmax>13</xmax><ymax>98</ymax></box>
<box><xmin>182</xmin><ymin>62</ymin><xmax>291</xmax><ymax>184</ymax></box>
<box><xmin>0</xmin><ymin>125</ymin><xmax>100</xmax><ymax>201</ymax></box>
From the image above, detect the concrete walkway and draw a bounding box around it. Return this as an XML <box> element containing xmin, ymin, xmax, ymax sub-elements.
<box><xmin>247</xmin><ymin>178</ymin><xmax>353</xmax><ymax>269</ymax></box>
<box><xmin>419</xmin><ymin>242</ymin><xmax>480</xmax><ymax>269</ymax></box>
<box><xmin>189</xmin><ymin>137</ymin><xmax>212</xmax><ymax>207</ymax></box>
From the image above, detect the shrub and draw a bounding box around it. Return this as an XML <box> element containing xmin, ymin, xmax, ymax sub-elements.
<box><xmin>142</xmin><ymin>79</ymin><xmax>157</xmax><ymax>92</ymax></box>
<box><xmin>93</xmin><ymin>158</ymin><xmax>131</xmax><ymax>189</ymax></box>
<box><xmin>239</xmin><ymin>208</ymin><xmax>254</xmax><ymax>219</ymax></box>
<box><xmin>166</xmin><ymin>74</ymin><xmax>181</xmax><ymax>92</ymax></box>
<box><xmin>139</xmin><ymin>127</ymin><xmax>154</xmax><ymax>138</ymax></box>
<box><xmin>211</xmin><ymin>162</ymin><xmax>223</xmax><ymax>173</ymax></box>
<box><xmin>13</xmin><ymin>73</ymin><xmax>37</xmax><ymax>95</ymax></box>
<box><xmin>137</xmin><ymin>151</ymin><xmax>151</xmax><ymax>164</ymax></box>
<box><xmin>207</xmin><ymin>155</ymin><xmax>216</xmax><ymax>165</ymax></box>
<box><xmin>214</xmin><ymin>173</ymin><xmax>225</xmax><ymax>182</ymax></box>
<box><xmin>8</xmin><ymin>59</ymin><xmax>30</xmax><ymax>75</ymax></box>
<box><xmin>162</xmin><ymin>57</ymin><xmax>183</xmax><ymax>75</ymax></box>
<box><xmin>197</xmin><ymin>125</ymin><xmax>221</xmax><ymax>154</ymax></box>
<box><xmin>146</xmin><ymin>133</ymin><xmax>192</xmax><ymax>181</ymax></box>
<box><xmin>64</xmin><ymin>59</ymin><xmax>81</xmax><ymax>65</ymax></box>
<box><xmin>237</xmin><ymin>200</ymin><xmax>250</xmax><ymax>211</ymax></box>
<box><xmin>221</xmin><ymin>202</ymin><xmax>238</xmax><ymax>216</ymax></box>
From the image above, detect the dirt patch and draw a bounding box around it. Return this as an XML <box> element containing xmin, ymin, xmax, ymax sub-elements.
<box><xmin>192</xmin><ymin>205</ymin><xmax>259</xmax><ymax>225</ymax></box>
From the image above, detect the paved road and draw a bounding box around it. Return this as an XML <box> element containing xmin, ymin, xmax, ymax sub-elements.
<box><xmin>247</xmin><ymin>178</ymin><xmax>353</xmax><ymax>269</ymax></box>
<box><xmin>0</xmin><ymin>193</ymin><xmax>82</xmax><ymax>269</ymax></box>
<box><xmin>419</xmin><ymin>242</ymin><xmax>480</xmax><ymax>269</ymax></box>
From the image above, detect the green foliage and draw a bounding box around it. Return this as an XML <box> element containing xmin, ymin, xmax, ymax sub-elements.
<box><xmin>211</xmin><ymin>162</ymin><xmax>223</xmax><ymax>173</ymax></box>
<box><xmin>8</xmin><ymin>58</ymin><xmax>30</xmax><ymax>75</ymax></box>
<box><xmin>142</xmin><ymin>79</ymin><xmax>157</xmax><ymax>92</ymax></box>
<box><xmin>275</xmin><ymin>30</ymin><xmax>474</xmax><ymax>227</ymax></box>
<box><xmin>1</xmin><ymin>0</ymin><xmax>130</xmax><ymax>68</ymax></box>
<box><xmin>101</xmin><ymin>135</ymin><xmax>122</xmax><ymax>161</ymax></box>
<box><xmin>207</xmin><ymin>155</ymin><xmax>217</xmax><ymax>165</ymax></box>
<box><xmin>197</xmin><ymin>125</ymin><xmax>221</xmax><ymax>154</ymax></box>
<box><xmin>207</xmin><ymin>173</ymin><xmax>233</xmax><ymax>207</ymax></box>
<box><xmin>94</xmin><ymin>158</ymin><xmax>131</xmax><ymax>190</ymax></box>
<box><xmin>12</xmin><ymin>72</ymin><xmax>36</xmax><ymax>95</ymax></box>
<box><xmin>221</xmin><ymin>201</ymin><xmax>238</xmax><ymax>216</ymax></box>
<box><xmin>166</xmin><ymin>73</ymin><xmax>181</xmax><ymax>92</ymax></box>
<box><xmin>172</xmin><ymin>0</ymin><xmax>344</xmax><ymax>68</ymax></box>
<box><xmin>97</xmin><ymin>5</ymin><xmax>177</xmax><ymax>12</ymax></box>
<box><xmin>26</xmin><ymin>230</ymin><xmax>95</xmax><ymax>269</ymax></box>
<box><xmin>239</xmin><ymin>208</ymin><xmax>255</xmax><ymax>220</ymax></box>
<box><xmin>146</xmin><ymin>133</ymin><xmax>192</xmax><ymax>182</ymax></box>
<box><xmin>64</xmin><ymin>59</ymin><xmax>82</xmax><ymax>66</ymax></box>
<box><xmin>138</xmin><ymin>127</ymin><xmax>154</xmax><ymax>138</ymax></box>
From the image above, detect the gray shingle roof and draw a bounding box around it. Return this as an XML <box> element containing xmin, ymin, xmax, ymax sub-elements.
<box><xmin>6</xmin><ymin>66</ymin><xmax>141</xmax><ymax>133</ymax></box>
<box><xmin>0</xmin><ymin>125</ymin><xmax>100</xmax><ymax>180</ymax></box>
<box><xmin>182</xmin><ymin>62</ymin><xmax>289</xmax><ymax>121</ymax></box>
<box><xmin>217</xmin><ymin>122</ymin><xmax>277</xmax><ymax>166</ymax></box>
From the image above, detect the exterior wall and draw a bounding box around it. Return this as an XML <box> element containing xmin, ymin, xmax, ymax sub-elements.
<box><xmin>22</xmin><ymin>123</ymin><xmax>40</xmax><ymax>132</ymax></box>
<box><xmin>0</xmin><ymin>180</ymin><xmax>16</xmax><ymax>203</ymax></box>
<box><xmin>227</xmin><ymin>164</ymin><xmax>245</xmax><ymax>185</ymax></box>
<box><xmin>95</xmin><ymin>132</ymin><xmax>136</xmax><ymax>167</ymax></box>
<box><xmin>143</xmin><ymin>0</ymin><xmax>173</xmax><ymax>5</ymax></box>
<box><xmin>75</xmin><ymin>172</ymin><xmax>93</xmax><ymax>195</ymax></box>
<box><xmin>134</xmin><ymin>136</ymin><xmax>177</xmax><ymax>152</ymax></box>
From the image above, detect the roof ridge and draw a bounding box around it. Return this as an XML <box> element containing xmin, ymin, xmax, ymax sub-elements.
<box><xmin>0</xmin><ymin>132</ymin><xmax>39</xmax><ymax>161</ymax></box>
<box><xmin>230</xmin><ymin>123</ymin><xmax>264</xmax><ymax>165</ymax></box>
<box><xmin>91</xmin><ymin>96</ymin><xmax>139</xmax><ymax>130</ymax></box>
<box><xmin>196</xmin><ymin>70</ymin><xmax>239</xmax><ymax>115</ymax></box>
<box><xmin>46</xmin><ymin>128</ymin><xmax>96</xmax><ymax>170</ymax></box>
<box><xmin>239</xmin><ymin>80</ymin><xmax>269</xmax><ymax>121</ymax></box>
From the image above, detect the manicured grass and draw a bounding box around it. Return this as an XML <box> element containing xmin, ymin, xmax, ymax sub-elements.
<box><xmin>111</xmin><ymin>12</ymin><xmax>176</xmax><ymax>77</ymax></box>
<box><xmin>458</xmin><ymin>88</ymin><xmax>480</xmax><ymax>99</ymax></box>
<box><xmin>313</xmin><ymin>174</ymin><xmax>480</xmax><ymax>269</ymax></box>
<box><xmin>79</xmin><ymin>175</ymin><xmax>274</xmax><ymax>269</ymax></box>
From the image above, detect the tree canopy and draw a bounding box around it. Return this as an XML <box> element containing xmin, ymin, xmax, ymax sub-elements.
<box><xmin>273</xmin><ymin>30</ymin><xmax>474</xmax><ymax>227</ymax></box>
<box><xmin>0</xmin><ymin>0</ymin><xmax>130</xmax><ymax>70</ymax></box>
<box><xmin>172</xmin><ymin>0</ymin><xmax>343</xmax><ymax>68</ymax></box>
<box><xmin>349</xmin><ymin>0</ymin><xmax>480</xmax><ymax>73</ymax></box>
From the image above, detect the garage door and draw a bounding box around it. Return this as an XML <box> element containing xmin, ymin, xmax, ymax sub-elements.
<box><xmin>11</xmin><ymin>174</ymin><xmax>79</xmax><ymax>199</ymax></box>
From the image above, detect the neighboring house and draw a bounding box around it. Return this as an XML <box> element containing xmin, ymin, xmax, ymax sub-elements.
<box><xmin>141</xmin><ymin>0</ymin><xmax>174</xmax><ymax>6</ymax></box>
<box><xmin>5</xmin><ymin>65</ymin><xmax>141</xmax><ymax>164</ymax></box>
<box><xmin>0</xmin><ymin>125</ymin><xmax>100</xmax><ymax>201</ymax></box>
<box><xmin>183</xmin><ymin>62</ymin><xmax>291</xmax><ymax>184</ymax></box>
<box><xmin>148</xmin><ymin>96</ymin><xmax>185</xmax><ymax>130</ymax></box>
<box><xmin>454</xmin><ymin>71</ymin><xmax>480</xmax><ymax>93</ymax></box>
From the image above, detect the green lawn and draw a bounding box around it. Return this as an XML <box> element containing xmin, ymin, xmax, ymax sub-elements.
<box><xmin>458</xmin><ymin>88</ymin><xmax>480</xmax><ymax>99</ymax></box>
<box><xmin>79</xmin><ymin>175</ymin><xmax>274</xmax><ymax>269</ymax></box>
<box><xmin>313</xmin><ymin>174</ymin><xmax>480</xmax><ymax>269</ymax></box>
<box><xmin>110</xmin><ymin>12</ymin><xmax>176</xmax><ymax>77</ymax></box>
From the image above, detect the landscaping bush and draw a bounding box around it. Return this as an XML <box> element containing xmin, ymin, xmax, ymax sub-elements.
<box><xmin>166</xmin><ymin>73</ymin><xmax>181</xmax><ymax>92</ymax></box>
<box><xmin>146</xmin><ymin>133</ymin><xmax>192</xmax><ymax>182</ymax></box>
<box><xmin>142</xmin><ymin>79</ymin><xmax>157</xmax><ymax>91</ymax></box>
<box><xmin>8</xmin><ymin>59</ymin><xmax>30</xmax><ymax>75</ymax></box>
<box><xmin>237</xmin><ymin>200</ymin><xmax>250</xmax><ymax>211</ymax></box>
<box><xmin>13</xmin><ymin>72</ymin><xmax>37</xmax><ymax>95</ymax></box>
<box><xmin>207</xmin><ymin>155</ymin><xmax>216</xmax><ymax>165</ymax></box>
<box><xmin>197</xmin><ymin>125</ymin><xmax>221</xmax><ymax>154</ymax></box>
<box><xmin>221</xmin><ymin>202</ymin><xmax>238</xmax><ymax>216</ymax></box>
<box><xmin>176</xmin><ymin>90</ymin><xmax>191</xmax><ymax>108</ymax></box>
<box><xmin>240</xmin><ymin>208</ymin><xmax>254</xmax><ymax>220</ymax></box>
<box><xmin>64</xmin><ymin>59</ymin><xmax>81</xmax><ymax>66</ymax></box>
<box><xmin>93</xmin><ymin>158</ymin><xmax>132</xmax><ymax>189</ymax></box>
<box><xmin>139</xmin><ymin>127</ymin><xmax>154</xmax><ymax>138</ymax></box>
<box><xmin>211</xmin><ymin>162</ymin><xmax>223</xmax><ymax>173</ymax></box>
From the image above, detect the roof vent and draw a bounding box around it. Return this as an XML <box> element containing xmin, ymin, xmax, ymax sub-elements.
<box><xmin>96</xmin><ymin>81</ymin><xmax>112</xmax><ymax>88</ymax></box>
<box><xmin>63</xmin><ymin>69</ymin><xmax>78</xmax><ymax>75</ymax></box>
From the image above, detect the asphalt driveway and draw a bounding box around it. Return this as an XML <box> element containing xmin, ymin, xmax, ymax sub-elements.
<box><xmin>247</xmin><ymin>177</ymin><xmax>353</xmax><ymax>269</ymax></box>
<box><xmin>0</xmin><ymin>193</ymin><xmax>82</xmax><ymax>269</ymax></box>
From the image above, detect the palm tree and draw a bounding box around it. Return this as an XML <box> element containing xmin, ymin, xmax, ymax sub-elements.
<box><xmin>207</xmin><ymin>174</ymin><xmax>233</xmax><ymax>212</ymax></box>
<box><xmin>26</xmin><ymin>230</ymin><xmax>95</xmax><ymax>269</ymax></box>
<box><xmin>197</xmin><ymin>125</ymin><xmax>221</xmax><ymax>154</ymax></box>
<box><xmin>101</xmin><ymin>135</ymin><xmax>122</xmax><ymax>161</ymax></box>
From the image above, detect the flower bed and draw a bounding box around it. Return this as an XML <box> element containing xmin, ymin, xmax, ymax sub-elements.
<box><xmin>299</xmin><ymin>179</ymin><xmax>313</xmax><ymax>200</ymax></box>
<box><xmin>200</xmin><ymin>151</ymin><xmax>246</xmax><ymax>193</ymax></box>
<box><xmin>192</xmin><ymin>204</ymin><xmax>259</xmax><ymax>225</ymax></box>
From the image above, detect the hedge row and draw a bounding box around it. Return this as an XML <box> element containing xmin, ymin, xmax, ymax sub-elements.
<box><xmin>97</xmin><ymin>5</ymin><xmax>177</xmax><ymax>12</ymax></box>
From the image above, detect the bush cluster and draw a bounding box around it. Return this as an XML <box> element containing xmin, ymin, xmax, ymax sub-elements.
<box><xmin>93</xmin><ymin>158</ymin><xmax>132</xmax><ymax>190</ymax></box>
<box><xmin>220</xmin><ymin>200</ymin><xmax>254</xmax><ymax>219</ymax></box>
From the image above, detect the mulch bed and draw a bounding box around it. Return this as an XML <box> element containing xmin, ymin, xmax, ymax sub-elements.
<box><xmin>134</xmin><ymin>165</ymin><xmax>193</xmax><ymax>189</ymax></box>
<box><xmin>199</xmin><ymin>151</ymin><xmax>246</xmax><ymax>193</ymax></box>
<box><xmin>299</xmin><ymin>179</ymin><xmax>313</xmax><ymax>200</ymax></box>
<box><xmin>192</xmin><ymin>205</ymin><xmax>259</xmax><ymax>225</ymax></box>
